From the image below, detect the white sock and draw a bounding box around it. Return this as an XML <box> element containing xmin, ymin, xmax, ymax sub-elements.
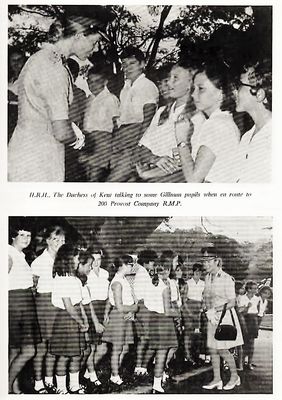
<box><xmin>89</xmin><ymin>370</ymin><xmax>98</xmax><ymax>382</ymax></box>
<box><xmin>153</xmin><ymin>376</ymin><xmax>164</xmax><ymax>392</ymax></box>
<box><xmin>56</xmin><ymin>375</ymin><xmax>67</xmax><ymax>392</ymax></box>
<box><xmin>84</xmin><ymin>369</ymin><xmax>90</xmax><ymax>379</ymax></box>
<box><xmin>45</xmin><ymin>376</ymin><xmax>53</xmax><ymax>386</ymax></box>
<box><xmin>34</xmin><ymin>379</ymin><xmax>44</xmax><ymax>391</ymax></box>
<box><xmin>110</xmin><ymin>375</ymin><xmax>123</xmax><ymax>385</ymax></box>
<box><xmin>69</xmin><ymin>371</ymin><xmax>80</xmax><ymax>391</ymax></box>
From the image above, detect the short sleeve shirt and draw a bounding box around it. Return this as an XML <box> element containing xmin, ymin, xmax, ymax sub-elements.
<box><xmin>191</xmin><ymin>109</ymin><xmax>240</xmax><ymax>182</ymax></box>
<box><xmin>139</xmin><ymin>102</ymin><xmax>185</xmax><ymax>157</ymax></box>
<box><xmin>119</xmin><ymin>73</ymin><xmax>159</xmax><ymax>125</ymax></box>
<box><xmin>52</xmin><ymin>275</ymin><xmax>83</xmax><ymax>309</ymax></box>
<box><xmin>87</xmin><ymin>268</ymin><xmax>109</xmax><ymax>301</ymax></box>
<box><xmin>108</xmin><ymin>273</ymin><xmax>135</xmax><ymax>306</ymax></box>
<box><xmin>133</xmin><ymin>265</ymin><xmax>152</xmax><ymax>301</ymax></box>
<box><xmin>239</xmin><ymin>294</ymin><xmax>260</xmax><ymax>314</ymax></box>
<box><xmin>187</xmin><ymin>278</ymin><xmax>205</xmax><ymax>302</ymax></box>
<box><xmin>8</xmin><ymin>245</ymin><xmax>33</xmax><ymax>290</ymax></box>
<box><xmin>31</xmin><ymin>249</ymin><xmax>55</xmax><ymax>293</ymax></box>
<box><xmin>83</xmin><ymin>87</ymin><xmax>120</xmax><ymax>133</ymax></box>
<box><xmin>204</xmin><ymin>269</ymin><xmax>235</xmax><ymax>309</ymax></box>
<box><xmin>235</xmin><ymin>120</ymin><xmax>272</xmax><ymax>183</ymax></box>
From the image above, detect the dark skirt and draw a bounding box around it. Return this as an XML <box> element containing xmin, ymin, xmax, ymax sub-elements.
<box><xmin>50</xmin><ymin>306</ymin><xmax>86</xmax><ymax>357</ymax></box>
<box><xmin>182</xmin><ymin>299</ymin><xmax>202</xmax><ymax>336</ymax></box>
<box><xmin>84</xmin><ymin>300</ymin><xmax>106</xmax><ymax>345</ymax></box>
<box><xmin>9</xmin><ymin>288</ymin><xmax>41</xmax><ymax>348</ymax></box>
<box><xmin>35</xmin><ymin>292</ymin><xmax>58</xmax><ymax>340</ymax></box>
<box><xmin>134</xmin><ymin>302</ymin><xmax>150</xmax><ymax>339</ymax></box>
<box><xmin>244</xmin><ymin>313</ymin><xmax>259</xmax><ymax>339</ymax></box>
<box><xmin>103</xmin><ymin>308</ymin><xmax>134</xmax><ymax>347</ymax></box>
<box><xmin>148</xmin><ymin>311</ymin><xmax>178</xmax><ymax>350</ymax></box>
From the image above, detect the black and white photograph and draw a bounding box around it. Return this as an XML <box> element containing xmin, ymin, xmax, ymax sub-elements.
<box><xmin>8</xmin><ymin>216</ymin><xmax>273</xmax><ymax>394</ymax></box>
<box><xmin>7</xmin><ymin>4</ymin><xmax>272</xmax><ymax>183</ymax></box>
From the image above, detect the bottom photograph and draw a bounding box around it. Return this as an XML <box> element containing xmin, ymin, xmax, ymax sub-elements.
<box><xmin>8</xmin><ymin>216</ymin><xmax>273</xmax><ymax>394</ymax></box>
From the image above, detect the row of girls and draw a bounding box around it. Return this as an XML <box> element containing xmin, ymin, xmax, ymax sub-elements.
<box><xmin>8</xmin><ymin>222</ymin><xmax>271</xmax><ymax>394</ymax></box>
<box><xmin>8</xmin><ymin>222</ymin><xmax>184</xmax><ymax>394</ymax></box>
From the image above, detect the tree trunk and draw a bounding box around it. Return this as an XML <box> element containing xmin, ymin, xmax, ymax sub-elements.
<box><xmin>146</xmin><ymin>5</ymin><xmax>172</xmax><ymax>72</ymax></box>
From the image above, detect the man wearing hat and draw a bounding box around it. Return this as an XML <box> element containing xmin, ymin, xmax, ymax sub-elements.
<box><xmin>8</xmin><ymin>5</ymin><xmax>115</xmax><ymax>182</ymax></box>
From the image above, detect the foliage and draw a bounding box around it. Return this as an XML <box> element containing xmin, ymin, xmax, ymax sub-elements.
<box><xmin>8</xmin><ymin>5</ymin><xmax>271</xmax><ymax>71</ymax></box>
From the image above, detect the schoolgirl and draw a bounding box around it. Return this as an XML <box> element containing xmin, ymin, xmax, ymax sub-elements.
<box><xmin>8</xmin><ymin>221</ymin><xmax>40</xmax><ymax>394</ymax></box>
<box><xmin>145</xmin><ymin>260</ymin><xmax>179</xmax><ymax>393</ymax></box>
<box><xmin>103</xmin><ymin>254</ymin><xmax>138</xmax><ymax>386</ymax></box>
<box><xmin>31</xmin><ymin>225</ymin><xmax>65</xmax><ymax>393</ymax></box>
<box><xmin>84</xmin><ymin>248</ymin><xmax>110</xmax><ymax>387</ymax></box>
<box><xmin>240</xmin><ymin>281</ymin><xmax>260</xmax><ymax>370</ymax></box>
<box><xmin>50</xmin><ymin>244</ymin><xmax>92</xmax><ymax>393</ymax></box>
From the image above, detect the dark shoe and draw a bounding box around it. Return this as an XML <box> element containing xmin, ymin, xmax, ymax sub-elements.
<box><xmin>34</xmin><ymin>387</ymin><xmax>48</xmax><ymax>394</ymax></box>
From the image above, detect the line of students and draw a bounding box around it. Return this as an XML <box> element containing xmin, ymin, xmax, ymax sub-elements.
<box><xmin>8</xmin><ymin>223</ymin><xmax>271</xmax><ymax>394</ymax></box>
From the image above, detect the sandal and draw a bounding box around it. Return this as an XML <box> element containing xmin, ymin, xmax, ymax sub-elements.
<box><xmin>91</xmin><ymin>379</ymin><xmax>102</xmax><ymax>386</ymax></box>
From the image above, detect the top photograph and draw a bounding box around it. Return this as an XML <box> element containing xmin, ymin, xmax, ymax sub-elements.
<box><xmin>7</xmin><ymin>5</ymin><xmax>272</xmax><ymax>183</ymax></box>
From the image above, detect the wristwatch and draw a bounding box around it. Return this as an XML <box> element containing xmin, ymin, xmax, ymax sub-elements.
<box><xmin>177</xmin><ymin>142</ymin><xmax>188</xmax><ymax>148</ymax></box>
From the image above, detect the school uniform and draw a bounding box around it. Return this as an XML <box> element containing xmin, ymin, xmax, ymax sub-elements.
<box><xmin>31</xmin><ymin>249</ymin><xmax>58</xmax><ymax>340</ymax></box>
<box><xmin>82</xmin><ymin>87</ymin><xmax>120</xmax><ymax>179</ymax></box>
<box><xmin>103</xmin><ymin>273</ymin><xmax>135</xmax><ymax>346</ymax></box>
<box><xmin>239</xmin><ymin>294</ymin><xmax>260</xmax><ymax>338</ymax></box>
<box><xmin>133</xmin><ymin>265</ymin><xmax>153</xmax><ymax>339</ymax></box>
<box><xmin>8</xmin><ymin>244</ymin><xmax>41</xmax><ymax>348</ymax></box>
<box><xmin>87</xmin><ymin>268</ymin><xmax>109</xmax><ymax>344</ymax></box>
<box><xmin>110</xmin><ymin>74</ymin><xmax>159</xmax><ymax>177</ymax></box>
<box><xmin>145</xmin><ymin>279</ymin><xmax>178</xmax><ymax>350</ymax></box>
<box><xmin>183</xmin><ymin>278</ymin><xmax>205</xmax><ymax>332</ymax></box>
<box><xmin>50</xmin><ymin>275</ymin><xmax>86</xmax><ymax>357</ymax></box>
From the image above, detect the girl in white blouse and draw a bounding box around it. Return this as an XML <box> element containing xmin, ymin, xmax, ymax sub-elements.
<box><xmin>102</xmin><ymin>255</ymin><xmax>138</xmax><ymax>386</ymax></box>
<box><xmin>50</xmin><ymin>244</ymin><xmax>92</xmax><ymax>394</ymax></box>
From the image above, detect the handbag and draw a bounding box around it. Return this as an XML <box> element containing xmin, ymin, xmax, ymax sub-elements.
<box><xmin>214</xmin><ymin>303</ymin><xmax>237</xmax><ymax>341</ymax></box>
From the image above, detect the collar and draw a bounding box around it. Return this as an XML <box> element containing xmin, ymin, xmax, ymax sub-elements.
<box><xmin>131</xmin><ymin>73</ymin><xmax>146</xmax><ymax>87</ymax></box>
<box><xmin>208</xmin><ymin>108</ymin><xmax>230</xmax><ymax>120</ymax></box>
<box><xmin>90</xmin><ymin>86</ymin><xmax>110</xmax><ymax>100</ymax></box>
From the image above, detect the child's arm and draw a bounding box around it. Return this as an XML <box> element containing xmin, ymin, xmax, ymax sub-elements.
<box><xmin>163</xmin><ymin>286</ymin><xmax>180</xmax><ymax>318</ymax></box>
<box><xmin>8</xmin><ymin>255</ymin><xmax>13</xmax><ymax>273</ymax></box>
<box><xmin>141</xmin><ymin>103</ymin><xmax>157</xmax><ymax>136</ymax></box>
<box><xmin>103</xmin><ymin>299</ymin><xmax>112</xmax><ymax>325</ymax></box>
<box><xmin>112</xmin><ymin>282</ymin><xmax>138</xmax><ymax>313</ymax></box>
<box><xmin>63</xmin><ymin>297</ymin><xmax>88</xmax><ymax>332</ymax></box>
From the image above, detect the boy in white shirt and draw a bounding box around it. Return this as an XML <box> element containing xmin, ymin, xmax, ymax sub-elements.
<box><xmin>108</xmin><ymin>47</ymin><xmax>159</xmax><ymax>181</ymax></box>
<box><xmin>80</xmin><ymin>64</ymin><xmax>120</xmax><ymax>181</ymax></box>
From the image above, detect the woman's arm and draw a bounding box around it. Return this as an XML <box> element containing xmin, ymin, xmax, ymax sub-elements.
<box><xmin>52</xmin><ymin>120</ymin><xmax>77</xmax><ymax>144</ymax></box>
<box><xmin>163</xmin><ymin>286</ymin><xmax>180</xmax><ymax>317</ymax></box>
<box><xmin>112</xmin><ymin>282</ymin><xmax>138</xmax><ymax>313</ymax></box>
<box><xmin>213</xmin><ymin>298</ymin><xmax>236</xmax><ymax>312</ymax></box>
<box><xmin>175</xmin><ymin>119</ymin><xmax>215</xmax><ymax>182</ymax></box>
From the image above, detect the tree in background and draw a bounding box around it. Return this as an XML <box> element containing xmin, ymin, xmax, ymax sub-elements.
<box><xmin>8</xmin><ymin>5</ymin><xmax>271</xmax><ymax>73</ymax></box>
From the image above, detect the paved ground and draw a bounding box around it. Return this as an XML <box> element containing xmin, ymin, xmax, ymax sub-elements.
<box><xmin>18</xmin><ymin>329</ymin><xmax>272</xmax><ymax>394</ymax></box>
<box><xmin>123</xmin><ymin>329</ymin><xmax>273</xmax><ymax>394</ymax></box>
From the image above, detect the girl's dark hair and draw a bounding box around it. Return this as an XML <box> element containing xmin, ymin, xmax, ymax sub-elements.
<box><xmin>195</xmin><ymin>61</ymin><xmax>236</xmax><ymax>113</ymax></box>
<box><xmin>53</xmin><ymin>243</ymin><xmax>77</xmax><ymax>277</ymax></box>
<box><xmin>88</xmin><ymin>63</ymin><xmax>112</xmax><ymax>82</ymax></box>
<box><xmin>235</xmin><ymin>280</ymin><xmax>245</xmax><ymax>295</ymax></box>
<box><xmin>75</xmin><ymin>249</ymin><xmax>94</xmax><ymax>286</ymax></box>
<box><xmin>192</xmin><ymin>263</ymin><xmax>203</xmax><ymax>273</ymax></box>
<box><xmin>138</xmin><ymin>249</ymin><xmax>158</xmax><ymax>266</ymax></box>
<box><xmin>115</xmin><ymin>254</ymin><xmax>134</xmax><ymax>269</ymax></box>
<box><xmin>245</xmin><ymin>280</ymin><xmax>257</xmax><ymax>292</ymax></box>
<box><xmin>9</xmin><ymin>218</ymin><xmax>33</xmax><ymax>243</ymax></box>
<box><xmin>240</xmin><ymin>59</ymin><xmax>272</xmax><ymax>111</ymax></box>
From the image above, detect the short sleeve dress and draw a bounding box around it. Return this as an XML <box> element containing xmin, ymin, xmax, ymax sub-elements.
<box><xmin>204</xmin><ymin>269</ymin><xmax>244</xmax><ymax>350</ymax></box>
<box><xmin>8</xmin><ymin>43</ymin><xmax>73</xmax><ymax>182</ymax></box>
